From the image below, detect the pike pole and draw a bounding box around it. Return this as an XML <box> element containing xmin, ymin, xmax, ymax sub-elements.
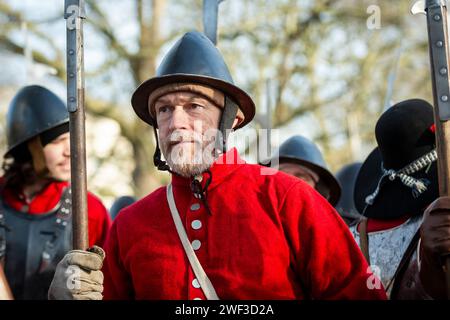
<box><xmin>64</xmin><ymin>0</ymin><xmax>89</xmax><ymax>250</ymax></box>
<box><xmin>203</xmin><ymin>0</ymin><xmax>224</xmax><ymax>45</ymax></box>
<box><xmin>412</xmin><ymin>0</ymin><xmax>450</xmax><ymax>298</ymax></box>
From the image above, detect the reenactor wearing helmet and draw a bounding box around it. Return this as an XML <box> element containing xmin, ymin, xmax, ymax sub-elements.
<box><xmin>0</xmin><ymin>85</ymin><xmax>111</xmax><ymax>299</ymax></box>
<box><xmin>263</xmin><ymin>135</ymin><xmax>341</xmax><ymax>207</ymax></box>
<box><xmin>49</xmin><ymin>31</ymin><xmax>386</xmax><ymax>300</ymax></box>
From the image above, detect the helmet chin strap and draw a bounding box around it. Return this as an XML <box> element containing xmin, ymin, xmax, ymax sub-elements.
<box><xmin>214</xmin><ymin>96</ymin><xmax>239</xmax><ymax>155</ymax></box>
<box><xmin>152</xmin><ymin>125</ymin><xmax>172</xmax><ymax>173</ymax></box>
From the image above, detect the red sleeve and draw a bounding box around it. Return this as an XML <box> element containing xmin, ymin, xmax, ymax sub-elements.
<box><xmin>87</xmin><ymin>192</ymin><xmax>112</xmax><ymax>248</ymax></box>
<box><xmin>280</xmin><ymin>181</ymin><xmax>387</xmax><ymax>300</ymax></box>
<box><xmin>102</xmin><ymin>218</ymin><xmax>134</xmax><ymax>300</ymax></box>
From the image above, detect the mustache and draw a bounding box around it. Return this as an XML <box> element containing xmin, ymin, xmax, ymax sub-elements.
<box><xmin>167</xmin><ymin>130</ymin><xmax>203</xmax><ymax>146</ymax></box>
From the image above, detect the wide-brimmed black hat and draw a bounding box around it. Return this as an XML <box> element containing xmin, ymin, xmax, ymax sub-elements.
<box><xmin>262</xmin><ymin>135</ymin><xmax>341</xmax><ymax>206</ymax></box>
<box><xmin>354</xmin><ymin>99</ymin><xmax>438</xmax><ymax>220</ymax></box>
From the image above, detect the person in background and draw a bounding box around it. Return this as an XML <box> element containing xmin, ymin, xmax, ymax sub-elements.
<box><xmin>335</xmin><ymin>162</ymin><xmax>363</xmax><ymax>226</ymax></box>
<box><xmin>263</xmin><ymin>135</ymin><xmax>341</xmax><ymax>206</ymax></box>
<box><xmin>0</xmin><ymin>85</ymin><xmax>111</xmax><ymax>299</ymax></box>
<box><xmin>352</xmin><ymin>99</ymin><xmax>440</xmax><ymax>299</ymax></box>
<box><xmin>109</xmin><ymin>196</ymin><xmax>136</xmax><ymax>221</ymax></box>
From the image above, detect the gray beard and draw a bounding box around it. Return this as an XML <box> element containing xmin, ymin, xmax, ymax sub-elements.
<box><xmin>168</xmin><ymin>160</ymin><xmax>214</xmax><ymax>178</ymax></box>
<box><xmin>163</xmin><ymin>142</ymin><xmax>217</xmax><ymax>178</ymax></box>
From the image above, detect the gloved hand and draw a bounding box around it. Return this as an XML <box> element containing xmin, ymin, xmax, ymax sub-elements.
<box><xmin>48</xmin><ymin>246</ymin><xmax>105</xmax><ymax>300</ymax></box>
<box><xmin>419</xmin><ymin>196</ymin><xmax>450</xmax><ymax>299</ymax></box>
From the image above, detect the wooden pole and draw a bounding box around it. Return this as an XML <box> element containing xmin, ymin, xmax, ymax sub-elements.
<box><xmin>64</xmin><ymin>0</ymin><xmax>89</xmax><ymax>250</ymax></box>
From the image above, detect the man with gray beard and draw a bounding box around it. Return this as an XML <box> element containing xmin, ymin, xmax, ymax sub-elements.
<box><xmin>48</xmin><ymin>31</ymin><xmax>386</xmax><ymax>300</ymax></box>
<box><xmin>163</xmin><ymin>118</ymin><xmax>218</xmax><ymax>178</ymax></box>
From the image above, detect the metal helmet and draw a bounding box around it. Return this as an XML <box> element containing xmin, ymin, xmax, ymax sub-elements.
<box><xmin>131</xmin><ymin>31</ymin><xmax>255</xmax><ymax>129</ymax></box>
<box><xmin>5</xmin><ymin>85</ymin><xmax>69</xmax><ymax>157</ymax></box>
<box><xmin>109</xmin><ymin>196</ymin><xmax>136</xmax><ymax>221</ymax></box>
<box><xmin>269</xmin><ymin>135</ymin><xmax>341</xmax><ymax>206</ymax></box>
<box><xmin>335</xmin><ymin>162</ymin><xmax>363</xmax><ymax>225</ymax></box>
<box><xmin>131</xmin><ymin>31</ymin><xmax>256</xmax><ymax>172</ymax></box>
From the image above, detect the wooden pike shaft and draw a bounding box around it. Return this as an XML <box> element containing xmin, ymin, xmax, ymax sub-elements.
<box><xmin>424</xmin><ymin>0</ymin><xmax>450</xmax><ymax>298</ymax></box>
<box><xmin>65</xmin><ymin>0</ymin><xmax>88</xmax><ymax>250</ymax></box>
<box><xmin>69</xmin><ymin>92</ymin><xmax>88</xmax><ymax>250</ymax></box>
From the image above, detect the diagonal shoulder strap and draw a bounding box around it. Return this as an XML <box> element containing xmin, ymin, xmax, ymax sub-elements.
<box><xmin>359</xmin><ymin>217</ymin><xmax>371</xmax><ymax>265</ymax></box>
<box><xmin>166</xmin><ymin>183</ymin><xmax>219</xmax><ymax>300</ymax></box>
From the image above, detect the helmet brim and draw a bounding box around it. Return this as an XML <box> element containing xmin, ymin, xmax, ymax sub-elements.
<box><xmin>131</xmin><ymin>74</ymin><xmax>255</xmax><ymax>129</ymax></box>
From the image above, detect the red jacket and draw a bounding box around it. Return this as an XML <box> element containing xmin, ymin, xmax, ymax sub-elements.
<box><xmin>1</xmin><ymin>179</ymin><xmax>111</xmax><ymax>247</ymax></box>
<box><xmin>103</xmin><ymin>149</ymin><xmax>387</xmax><ymax>300</ymax></box>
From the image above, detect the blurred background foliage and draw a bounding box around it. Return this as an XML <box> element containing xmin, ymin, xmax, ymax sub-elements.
<box><xmin>0</xmin><ymin>0</ymin><xmax>434</xmax><ymax>205</ymax></box>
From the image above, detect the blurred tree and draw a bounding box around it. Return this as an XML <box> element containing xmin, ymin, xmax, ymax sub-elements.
<box><xmin>0</xmin><ymin>0</ymin><xmax>433</xmax><ymax>199</ymax></box>
<box><xmin>0</xmin><ymin>0</ymin><xmax>172</xmax><ymax>197</ymax></box>
<box><xmin>212</xmin><ymin>0</ymin><xmax>432</xmax><ymax>169</ymax></box>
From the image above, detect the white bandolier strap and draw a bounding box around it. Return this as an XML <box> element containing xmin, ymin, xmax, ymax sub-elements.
<box><xmin>365</xmin><ymin>149</ymin><xmax>438</xmax><ymax>205</ymax></box>
<box><xmin>166</xmin><ymin>183</ymin><xmax>220</xmax><ymax>300</ymax></box>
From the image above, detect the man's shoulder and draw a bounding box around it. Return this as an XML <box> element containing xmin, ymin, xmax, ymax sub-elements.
<box><xmin>231</xmin><ymin>162</ymin><xmax>316</xmax><ymax>204</ymax></box>
<box><xmin>114</xmin><ymin>186</ymin><xmax>166</xmax><ymax>223</ymax></box>
<box><xmin>237</xmin><ymin>162</ymin><xmax>305</xmax><ymax>190</ymax></box>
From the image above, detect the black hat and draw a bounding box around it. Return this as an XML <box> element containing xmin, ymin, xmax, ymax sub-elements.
<box><xmin>131</xmin><ymin>31</ymin><xmax>255</xmax><ymax>129</ymax></box>
<box><xmin>354</xmin><ymin>99</ymin><xmax>438</xmax><ymax>220</ymax></box>
<box><xmin>263</xmin><ymin>135</ymin><xmax>341</xmax><ymax>206</ymax></box>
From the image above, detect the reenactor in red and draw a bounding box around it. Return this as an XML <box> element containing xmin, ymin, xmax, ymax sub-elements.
<box><xmin>0</xmin><ymin>85</ymin><xmax>111</xmax><ymax>299</ymax></box>
<box><xmin>48</xmin><ymin>31</ymin><xmax>386</xmax><ymax>300</ymax></box>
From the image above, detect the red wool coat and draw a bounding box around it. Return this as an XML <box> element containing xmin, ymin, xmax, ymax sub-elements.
<box><xmin>1</xmin><ymin>180</ymin><xmax>111</xmax><ymax>247</ymax></box>
<box><xmin>103</xmin><ymin>149</ymin><xmax>387</xmax><ymax>300</ymax></box>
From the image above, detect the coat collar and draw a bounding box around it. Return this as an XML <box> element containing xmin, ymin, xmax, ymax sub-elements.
<box><xmin>171</xmin><ymin>148</ymin><xmax>245</xmax><ymax>191</ymax></box>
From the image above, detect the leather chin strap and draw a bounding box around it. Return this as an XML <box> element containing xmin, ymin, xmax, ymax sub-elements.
<box><xmin>215</xmin><ymin>96</ymin><xmax>238</xmax><ymax>155</ymax></box>
<box><xmin>152</xmin><ymin>125</ymin><xmax>172</xmax><ymax>172</ymax></box>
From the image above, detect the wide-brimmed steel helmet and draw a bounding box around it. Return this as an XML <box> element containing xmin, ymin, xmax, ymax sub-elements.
<box><xmin>131</xmin><ymin>31</ymin><xmax>255</xmax><ymax>129</ymax></box>
<box><xmin>5</xmin><ymin>85</ymin><xmax>69</xmax><ymax>157</ymax></box>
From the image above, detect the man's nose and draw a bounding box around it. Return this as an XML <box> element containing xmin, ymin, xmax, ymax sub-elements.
<box><xmin>63</xmin><ymin>139</ymin><xmax>70</xmax><ymax>157</ymax></box>
<box><xmin>168</xmin><ymin>107</ymin><xmax>190</xmax><ymax>131</ymax></box>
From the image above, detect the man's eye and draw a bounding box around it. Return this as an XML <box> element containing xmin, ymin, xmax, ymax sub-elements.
<box><xmin>158</xmin><ymin>106</ymin><xmax>169</xmax><ymax>113</ymax></box>
<box><xmin>191</xmin><ymin>103</ymin><xmax>204</xmax><ymax>110</ymax></box>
